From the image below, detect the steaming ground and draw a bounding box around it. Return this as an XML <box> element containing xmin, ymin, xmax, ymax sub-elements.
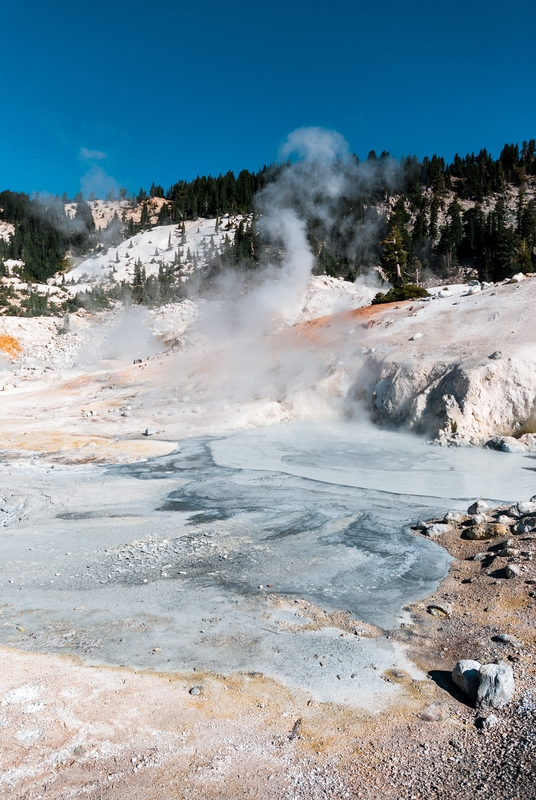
<box><xmin>2</xmin><ymin>271</ymin><xmax>536</xmax><ymax>796</ymax></box>
<box><xmin>2</xmin><ymin>419</ymin><xmax>535</xmax><ymax>706</ymax></box>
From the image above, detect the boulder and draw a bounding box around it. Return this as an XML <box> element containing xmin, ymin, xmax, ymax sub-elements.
<box><xmin>476</xmin><ymin>662</ymin><xmax>515</xmax><ymax>709</ymax></box>
<box><xmin>444</xmin><ymin>511</ymin><xmax>464</xmax><ymax>523</ymax></box>
<box><xmin>452</xmin><ymin>659</ymin><xmax>481</xmax><ymax>698</ymax></box>
<box><xmin>464</xmin><ymin>523</ymin><xmax>507</xmax><ymax>540</ymax></box>
<box><xmin>427</xmin><ymin>602</ymin><xmax>452</xmax><ymax>617</ymax></box>
<box><xmin>424</xmin><ymin>523</ymin><xmax>451</xmax><ymax>537</ymax></box>
<box><xmin>468</xmin><ymin>500</ymin><xmax>489</xmax><ymax>515</ymax></box>
<box><xmin>516</xmin><ymin>501</ymin><xmax>536</xmax><ymax>516</ymax></box>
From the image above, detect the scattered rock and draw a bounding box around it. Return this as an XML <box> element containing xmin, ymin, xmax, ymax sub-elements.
<box><xmin>495</xmin><ymin>515</ymin><xmax>514</xmax><ymax>526</ymax></box>
<box><xmin>477</xmin><ymin>713</ymin><xmax>501</xmax><ymax>729</ymax></box>
<box><xmin>452</xmin><ymin>659</ymin><xmax>481</xmax><ymax>698</ymax></box>
<box><xmin>509</xmin><ymin>272</ymin><xmax>525</xmax><ymax>283</ymax></box>
<box><xmin>497</xmin><ymin>547</ymin><xmax>520</xmax><ymax>557</ymax></box>
<box><xmin>420</xmin><ymin>702</ymin><xmax>450</xmax><ymax>722</ymax></box>
<box><xmin>488</xmin><ymin>351</ymin><xmax>502</xmax><ymax>360</ymax></box>
<box><xmin>494</xmin><ymin>633</ymin><xmax>522</xmax><ymax>648</ymax></box>
<box><xmin>427</xmin><ymin>602</ymin><xmax>452</xmax><ymax>617</ymax></box>
<box><xmin>444</xmin><ymin>511</ymin><xmax>464</xmax><ymax>523</ymax></box>
<box><xmin>464</xmin><ymin>523</ymin><xmax>507</xmax><ymax>540</ymax></box>
<box><xmin>487</xmin><ymin>436</ymin><xmax>526</xmax><ymax>453</ymax></box>
<box><xmin>516</xmin><ymin>501</ymin><xmax>536</xmax><ymax>516</ymax></box>
<box><xmin>514</xmin><ymin>521</ymin><xmax>535</xmax><ymax>535</ymax></box>
<box><xmin>505</xmin><ymin>563</ymin><xmax>521</xmax><ymax>578</ymax></box>
<box><xmin>409</xmin><ymin>333</ymin><xmax>422</xmax><ymax>341</ymax></box>
<box><xmin>476</xmin><ymin>662</ymin><xmax>515</xmax><ymax>709</ymax></box>
<box><xmin>467</xmin><ymin>500</ymin><xmax>489</xmax><ymax>515</ymax></box>
<box><xmin>189</xmin><ymin>686</ymin><xmax>201</xmax><ymax>696</ymax></box>
<box><xmin>424</xmin><ymin>523</ymin><xmax>451</xmax><ymax>537</ymax></box>
<box><xmin>143</xmin><ymin>427</ymin><xmax>156</xmax><ymax>437</ymax></box>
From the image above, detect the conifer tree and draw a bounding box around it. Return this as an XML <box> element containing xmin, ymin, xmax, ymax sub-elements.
<box><xmin>381</xmin><ymin>227</ymin><xmax>407</xmax><ymax>286</ymax></box>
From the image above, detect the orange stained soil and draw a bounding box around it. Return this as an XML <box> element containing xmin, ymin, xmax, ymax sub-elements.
<box><xmin>0</xmin><ymin>334</ymin><xmax>22</xmax><ymax>358</ymax></box>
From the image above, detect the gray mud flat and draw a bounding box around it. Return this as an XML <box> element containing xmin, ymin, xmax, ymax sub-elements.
<box><xmin>1</xmin><ymin>422</ymin><xmax>533</xmax><ymax>709</ymax></box>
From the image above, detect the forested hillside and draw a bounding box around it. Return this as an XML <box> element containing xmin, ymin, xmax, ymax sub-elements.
<box><xmin>0</xmin><ymin>140</ymin><xmax>535</xmax><ymax>307</ymax></box>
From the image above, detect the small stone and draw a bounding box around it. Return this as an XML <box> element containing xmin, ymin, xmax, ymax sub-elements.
<box><xmin>481</xmin><ymin>713</ymin><xmax>501</xmax><ymax>729</ymax></box>
<box><xmin>467</xmin><ymin>500</ymin><xmax>489</xmax><ymax>515</ymax></box>
<box><xmin>495</xmin><ymin>633</ymin><xmax>522</xmax><ymax>648</ymax></box>
<box><xmin>497</xmin><ymin>547</ymin><xmax>520</xmax><ymax>558</ymax></box>
<box><xmin>444</xmin><ymin>511</ymin><xmax>464</xmax><ymax>523</ymax></box>
<box><xmin>517</xmin><ymin>501</ymin><xmax>536</xmax><ymax>517</ymax></box>
<box><xmin>505</xmin><ymin>563</ymin><xmax>521</xmax><ymax>578</ymax></box>
<box><xmin>495</xmin><ymin>515</ymin><xmax>514</xmax><ymax>526</ymax></box>
<box><xmin>488</xmin><ymin>351</ymin><xmax>502</xmax><ymax>360</ymax></box>
<box><xmin>471</xmin><ymin>514</ymin><xmax>487</xmax><ymax>525</ymax></box>
<box><xmin>424</xmin><ymin>523</ymin><xmax>451</xmax><ymax>537</ymax></box>
<box><xmin>420</xmin><ymin>702</ymin><xmax>450</xmax><ymax>722</ymax></box>
<box><xmin>427</xmin><ymin>602</ymin><xmax>452</xmax><ymax>617</ymax></box>
<box><xmin>189</xmin><ymin>686</ymin><xmax>201</xmax><ymax>696</ymax></box>
<box><xmin>452</xmin><ymin>660</ymin><xmax>482</xmax><ymax>698</ymax></box>
<box><xmin>409</xmin><ymin>332</ymin><xmax>422</xmax><ymax>341</ymax></box>
<box><xmin>464</xmin><ymin>523</ymin><xmax>507</xmax><ymax>541</ymax></box>
<box><xmin>476</xmin><ymin>662</ymin><xmax>515</xmax><ymax>709</ymax></box>
<box><xmin>515</xmin><ymin>523</ymin><xmax>534</xmax><ymax>535</ymax></box>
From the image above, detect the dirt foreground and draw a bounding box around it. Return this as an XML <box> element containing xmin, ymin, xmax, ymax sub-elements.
<box><xmin>1</xmin><ymin>508</ymin><xmax>535</xmax><ymax>800</ymax></box>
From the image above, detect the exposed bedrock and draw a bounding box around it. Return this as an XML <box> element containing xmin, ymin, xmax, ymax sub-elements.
<box><xmin>349</xmin><ymin>352</ymin><xmax>536</xmax><ymax>448</ymax></box>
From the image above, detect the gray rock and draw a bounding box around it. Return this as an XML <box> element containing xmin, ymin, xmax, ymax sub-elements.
<box><xmin>444</xmin><ymin>511</ymin><xmax>464</xmax><ymax>523</ymax></box>
<box><xmin>489</xmin><ymin>351</ymin><xmax>502</xmax><ymax>360</ymax></box>
<box><xmin>505</xmin><ymin>563</ymin><xmax>521</xmax><ymax>578</ymax></box>
<box><xmin>189</xmin><ymin>686</ymin><xmax>201</xmax><ymax>696</ymax></box>
<box><xmin>502</xmin><ymin>506</ymin><xmax>521</xmax><ymax>519</ymax></box>
<box><xmin>143</xmin><ymin>427</ymin><xmax>156</xmax><ymax>437</ymax></box>
<box><xmin>427</xmin><ymin>602</ymin><xmax>452</xmax><ymax>617</ymax></box>
<box><xmin>495</xmin><ymin>515</ymin><xmax>514</xmax><ymax>526</ymax></box>
<box><xmin>517</xmin><ymin>501</ymin><xmax>536</xmax><ymax>516</ymax></box>
<box><xmin>476</xmin><ymin>662</ymin><xmax>515</xmax><ymax>709</ymax></box>
<box><xmin>452</xmin><ymin>659</ymin><xmax>482</xmax><ymax>698</ymax></box>
<box><xmin>496</xmin><ymin>633</ymin><xmax>522</xmax><ymax>648</ymax></box>
<box><xmin>471</xmin><ymin>514</ymin><xmax>487</xmax><ymax>525</ymax></box>
<box><xmin>424</xmin><ymin>523</ymin><xmax>451</xmax><ymax>537</ymax></box>
<box><xmin>478</xmin><ymin>713</ymin><xmax>501</xmax><ymax>729</ymax></box>
<box><xmin>468</xmin><ymin>500</ymin><xmax>489</xmax><ymax>515</ymax></box>
<box><xmin>497</xmin><ymin>547</ymin><xmax>520</xmax><ymax>558</ymax></box>
<box><xmin>419</xmin><ymin>702</ymin><xmax>450</xmax><ymax>722</ymax></box>
<box><xmin>519</xmin><ymin>516</ymin><xmax>536</xmax><ymax>530</ymax></box>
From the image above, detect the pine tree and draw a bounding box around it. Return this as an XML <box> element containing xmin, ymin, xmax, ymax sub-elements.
<box><xmin>381</xmin><ymin>227</ymin><xmax>407</xmax><ymax>286</ymax></box>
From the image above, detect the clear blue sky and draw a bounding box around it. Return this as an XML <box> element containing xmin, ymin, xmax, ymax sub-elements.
<box><xmin>1</xmin><ymin>0</ymin><xmax>534</xmax><ymax>197</ymax></box>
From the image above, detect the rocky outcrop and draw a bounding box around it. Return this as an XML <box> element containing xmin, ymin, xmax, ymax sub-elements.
<box><xmin>351</xmin><ymin>352</ymin><xmax>536</xmax><ymax>447</ymax></box>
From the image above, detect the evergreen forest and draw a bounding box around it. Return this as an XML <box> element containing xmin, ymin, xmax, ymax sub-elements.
<box><xmin>0</xmin><ymin>139</ymin><xmax>535</xmax><ymax>313</ymax></box>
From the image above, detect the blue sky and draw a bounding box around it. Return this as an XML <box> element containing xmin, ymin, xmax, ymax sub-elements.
<box><xmin>1</xmin><ymin>0</ymin><xmax>535</xmax><ymax>197</ymax></box>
